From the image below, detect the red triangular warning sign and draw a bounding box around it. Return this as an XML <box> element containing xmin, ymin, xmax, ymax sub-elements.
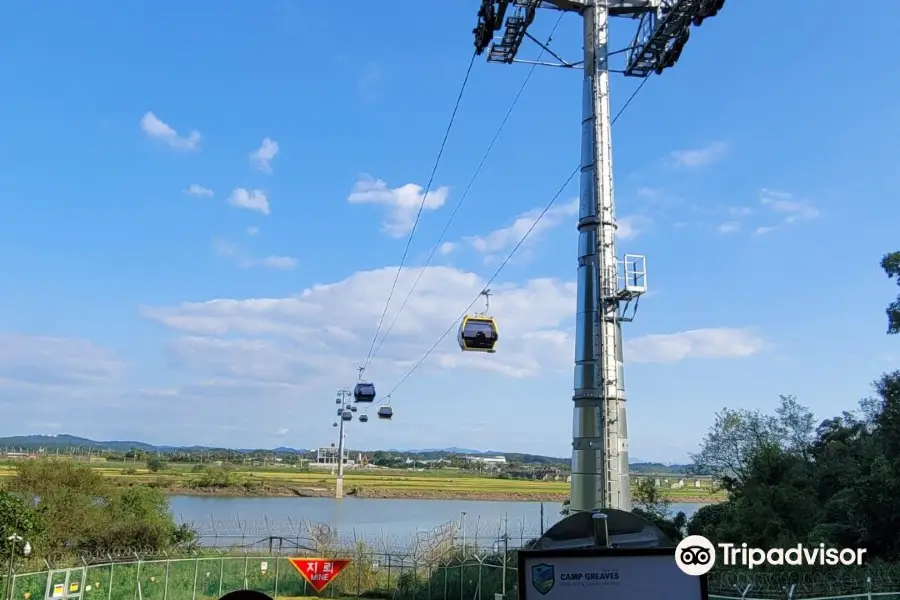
<box><xmin>288</xmin><ymin>558</ymin><xmax>351</xmax><ymax>593</ymax></box>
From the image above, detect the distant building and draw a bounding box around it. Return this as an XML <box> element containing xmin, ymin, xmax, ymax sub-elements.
<box><xmin>310</xmin><ymin>447</ymin><xmax>355</xmax><ymax>469</ymax></box>
<box><xmin>2</xmin><ymin>452</ymin><xmax>37</xmax><ymax>460</ymax></box>
<box><xmin>463</xmin><ymin>455</ymin><xmax>506</xmax><ymax>465</ymax></box>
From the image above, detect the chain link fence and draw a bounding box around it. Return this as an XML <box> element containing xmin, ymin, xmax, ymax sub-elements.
<box><xmin>5</xmin><ymin>549</ymin><xmax>900</xmax><ymax>600</ymax></box>
<box><xmin>3</xmin><ymin>516</ymin><xmax>899</xmax><ymax>600</ymax></box>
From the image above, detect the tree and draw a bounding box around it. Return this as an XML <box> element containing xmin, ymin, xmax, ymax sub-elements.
<box><xmin>147</xmin><ymin>457</ymin><xmax>167</xmax><ymax>472</ymax></box>
<box><xmin>0</xmin><ymin>492</ymin><xmax>43</xmax><ymax>546</ymax></box>
<box><xmin>631</xmin><ymin>478</ymin><xmax>687</xmax><ymax>542</ymax></box>
<box><xmin>881</xmin><ymin>251</ymin><xmax>900</xmax><ymax>334</ymax></box>
<box><xmin>1</xmin><ymin>459</ymin><xmax>194</xmax><ymax>555</ymax></box>
<box><xmin>682</xmin><ymin>252</ymin><xmax>900</xmax><ymax>558</ymax></box>
<box><xmin>689</xmin><ymin>395</ymin><xmax>814</xmax><ymax>492</ymax></box>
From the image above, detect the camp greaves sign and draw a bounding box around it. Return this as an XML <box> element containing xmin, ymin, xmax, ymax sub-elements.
<box><xmin>518</xmin><ymin>548</ymin><xmax>706</xmax><ymax>600</ymax></box>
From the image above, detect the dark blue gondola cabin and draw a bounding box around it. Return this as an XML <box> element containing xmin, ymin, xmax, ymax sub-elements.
<box><xmin>354</xmin><ymin>382</ymin><xmax>376</xmax><ymax>403</ymax></box>
<box><xmin>377</xmin><ymin>406</ymin><xmax>393</xmax><ymax>420</ymax></box>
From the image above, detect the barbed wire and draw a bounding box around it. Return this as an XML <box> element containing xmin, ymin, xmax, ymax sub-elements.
<box><xmin>8</xmin><ymin>547</ymin><xmax>899</xmax><ymax>600</ymax></box>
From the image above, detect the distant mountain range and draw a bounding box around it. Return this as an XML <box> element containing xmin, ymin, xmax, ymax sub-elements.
<box><xmin>0</xmin><ymin>434</ymin><xmax>690</xmax><ymax>472</ymax></box>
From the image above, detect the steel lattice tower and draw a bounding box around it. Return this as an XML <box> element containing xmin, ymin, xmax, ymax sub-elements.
<box><xmin>473</xmin><ymin>0</ymin><xmax>724</xmax><ymax>513</ymax></box>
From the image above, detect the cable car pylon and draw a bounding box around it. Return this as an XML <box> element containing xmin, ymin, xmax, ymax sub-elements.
<box><xmin>471</xmin><ymin>0</ymin><xmax>724</xmax><ymax>513</ymax></box>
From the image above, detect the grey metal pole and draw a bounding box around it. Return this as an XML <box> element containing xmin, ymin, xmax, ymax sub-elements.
<box><xmin>336</xmin><ymin>407</ymin><xmax>346</xmax><ymax>500</ymax></box>
<box><xmin>570</xmin><ymin>0</ymin><xmax>630</xmax><ymax>513</ymax></box>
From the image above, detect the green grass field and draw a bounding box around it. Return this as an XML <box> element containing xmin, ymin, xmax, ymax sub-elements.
<box><xmin>0</xmin><ymin>461</ymin><xmax>723</xmax><ymax>501</ymax></box>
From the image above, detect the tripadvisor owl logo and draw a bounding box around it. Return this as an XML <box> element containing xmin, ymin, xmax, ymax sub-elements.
<box><xmin>676</xmin><ymin>536</ymin><xmax>716</xmax><ymax>576</ymax></box>
<box><xmin>675</xmin><ymin>535</ymin><xmax>868</xmax><ymax>576</ymax></box>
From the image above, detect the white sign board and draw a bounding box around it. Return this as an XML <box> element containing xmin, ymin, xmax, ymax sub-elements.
<box><xmin>518</xmin><ymin>548</ymin><xmax>706</xmax><ymax>600</ymax></box>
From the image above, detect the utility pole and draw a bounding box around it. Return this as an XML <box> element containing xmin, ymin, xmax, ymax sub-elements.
<box><xmin>472</xmin><ymin>0</ymin><xmax>724</xmax><ymax>513</ymax></box>
<box><xmin>334</xmin><ymin>388</ymin><xmax>352</xmax><ymax>499</ymax></box>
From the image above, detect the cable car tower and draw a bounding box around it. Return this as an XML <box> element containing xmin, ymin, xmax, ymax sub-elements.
<box><xmin>472</xmin><ymin>0</ymin><xmax>723</xmax><ymax>513</ymax></box>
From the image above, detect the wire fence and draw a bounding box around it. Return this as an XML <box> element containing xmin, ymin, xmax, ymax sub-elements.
<box><xmin>3</xmin><ymin>517</ymin><xmax>899</xmax><ymax>600</ymax></box>
<box><xmin>5</xmin><ymin>549</ymin><xmax>900</xmax><ymax>600</ymax></box>
<box><xmin>183</xmin><ymin>514</ymin><xmax>547</xmax><ymax>554</ymax></box>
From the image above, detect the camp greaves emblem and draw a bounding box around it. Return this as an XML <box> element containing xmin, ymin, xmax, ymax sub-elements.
<box><xmin>531</xmin><ymin>563</ymin><xmax>555</xmax><ymax>595</ymax></box>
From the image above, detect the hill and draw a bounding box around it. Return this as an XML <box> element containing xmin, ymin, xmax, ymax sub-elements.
<box><xmin>0</xmin><ymin>434</ymin><xmax>693</xmax><ymax>474</ymax></box>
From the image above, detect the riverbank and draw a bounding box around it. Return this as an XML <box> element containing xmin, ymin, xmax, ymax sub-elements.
<box><xmin>160</xmin><ymin>483</ymin><xmax>721</xmax><ymax>503</ymax></box>
<box><xmin>0</xmin><ymin>463</ymin><xmax>725</xmax><ymax>503</ymax></box>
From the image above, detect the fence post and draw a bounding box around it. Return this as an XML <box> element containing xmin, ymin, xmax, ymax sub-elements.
<box><xmin>78</xmin><ymin>562</ymin><xmax>87</xmax><ymax>600</ymax></box>
<box><xmin>163</xmin><ymin>554</ymin><xmax>171</xmax><ymax>600</ymax></box>
<box><xmin>133</xmin><ymin>556</ymin><xmax>143</xmax><ymax>600</ymax></box>
<box><xmin>107</xmin><ymin>563</ymin><xmax>115</xmax><ymax>600</ymax></box>
<box><xmin>501</xmin><ymin>516</ymin><xmax>509</xmax><ymax>600</ymax></box>
<box><xmin>243</xmin><ymin>555</ymin><xmax>249</xmax><ymax>590</ymax></box>
<box><xmin>867</xmin><ymin>576</ymin><xmax>873</xmax><ymax>600</ymax></box>
<box><xmin>191</xmin><ymin>556</ymin><xmax>200</xmax><ymax>600</ymax></box>
<box><xmin>217</xmin><ymin>556</ymin><xmax>225</xmax><ymax>598</ymax></box>
<box><xmin>273</xmin><ymin>556</ymin><xmax>281</xmax><ymax>600</ymax></box>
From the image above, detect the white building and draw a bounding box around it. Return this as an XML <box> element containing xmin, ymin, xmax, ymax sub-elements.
<box><xmin>463</xmin><ymin>455</ymin><xmax>507</xmax><ymax>465</ymax></box>
<box><xmin>310</xmin><ymin>446</ymin><xmax>355</xmax><ymax>469</ymax></box>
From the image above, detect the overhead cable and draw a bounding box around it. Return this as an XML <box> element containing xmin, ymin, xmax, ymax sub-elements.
<box><xmin>376</xmin><ymin>70</ymin><xmax>655</xmax><ymax>402</ymax></box>
<box><xmin>367</xmin><ymin>14</ymin><xmax>566</xmax><ymax>365</ymax></box>
<box><xmin>359</xmin><ymin>52</ymin><xmax>478</xmax><ymax>375</ymax></box>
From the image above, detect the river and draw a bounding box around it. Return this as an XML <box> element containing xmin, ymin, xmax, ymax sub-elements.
<box><xmin>168</xmin><ymin>496</ymin><xmax>706</xmax><ymax>549</ymax></box>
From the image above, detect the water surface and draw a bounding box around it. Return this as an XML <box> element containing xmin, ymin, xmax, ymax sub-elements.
<box><xmin>168</xmin><ymin>496</ymin><xmax>706</xmax><ymax>548</ymax></box>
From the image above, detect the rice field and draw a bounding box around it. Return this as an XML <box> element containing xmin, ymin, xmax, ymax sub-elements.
<box><xmin>0</xmin><ymin>461</ymin><xmax>722</xmax><ymax>500</ymax></box>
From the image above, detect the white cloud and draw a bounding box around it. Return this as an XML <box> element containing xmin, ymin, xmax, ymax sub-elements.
<box><xmin>184</xmin><ymin>184</ymin><xmax>214</xmax><ymax>197</ymax></box>
<box><xmin>249</xmin><ymin>138</ymin><xmax>279</xmax><ymax>174</ymax></box>
<box><xmin>668</xmin><ymin>141</ymin><xmax>728</xmax><ymax>168</ymax></box>
<box><xmin>717</xmin><ymin>221</ymin><xmax>740</xmax><ymax>234</ymax></box>
<box><xmin>462</xmin><ymin>200</ymin><xmax>646</xmax><ymax>260</ymax></box>
<box><xmin>0</xmin><ymin>334</ymin><xmax>130</xmax><ymax>434</ymax></box>
<box><xmin>754</xmin><ymin>189</ymin><xmax>820</xmax><ymax>234</ymax></box>
<box><xmin>0</xmin><ymin>333</ymin><xmax>125</xmax><ymax>389</ymax></box>
<box><xmin>247</xmin><ymin>226</ymin><xmax>260</xmax><ymax>236</ymax></box>
<box><xmin>212</xmin><ymin>238</ymin><xmax>296</xmax><ymax>270</ymax></box>
<box><xmin>257</xmin><ymin>256</ymin><xmax>298</xmax><ymax>270</ymax></box>
<box><xmin>617</xmin><ymin>215</ymin><xmax>649</xmax><ymax>240</ymax></box>
<box><xmin>438</xmin><ymin>242</ymin><xmax>455</xmax><ymax>255</ymax></box>
<box><xmin>760</xmin><ymin>188</ymin><xmax>819</xmax><ymax>222</ymax></box>
<box><xmin>346</xmin><ymin>175</ymin><xmax>449</xmax><ymax>238</ymax></box>
<box><xmin>465</xmin><ymin>199</ymin><xmax>577</xmax><ymax>255</ymax></box>
<box><xmin>637</xmin><ymin>187</ymin><xmax>664</xmax><ymax>199</ymax></box>
<box><xmin>140</xmin><ymin>267</ymin><xmax>763</xmax><ymax>390</ymax></box>
<box><xmin>140</xmin><ymin>112</ymin><xmax>201</xmax><ymax>151</ymax></box>
<box><xmin>626</xmin><ymin>328</ymin><xmax>765</xmax><ymax>363</ymax></box>
<box><xmin>728</xmin><ymin>206</ymin><xmax>752</xmax><ymax>217</ymax></box>
<box><xmin>228</xmin><ymin>188</ymin><xmax>270</xmax><ymax>215</ymax></box>
<box><xmin>1</xmin><ymin>269</ymin><xmax>764</xmax><ymax>447</ymax></box>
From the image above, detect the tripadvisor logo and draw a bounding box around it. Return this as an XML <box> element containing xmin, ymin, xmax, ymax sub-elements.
<box><xmin>675</xmin><ymin>535</ymin><xmax>868</xmax><ymax>576</ymax></box>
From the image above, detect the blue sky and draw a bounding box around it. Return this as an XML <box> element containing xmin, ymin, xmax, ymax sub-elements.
<box><xmin>0</xmin><ymin>1</ymin><xmax>897</xmax><ymax>462</ymax></box>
